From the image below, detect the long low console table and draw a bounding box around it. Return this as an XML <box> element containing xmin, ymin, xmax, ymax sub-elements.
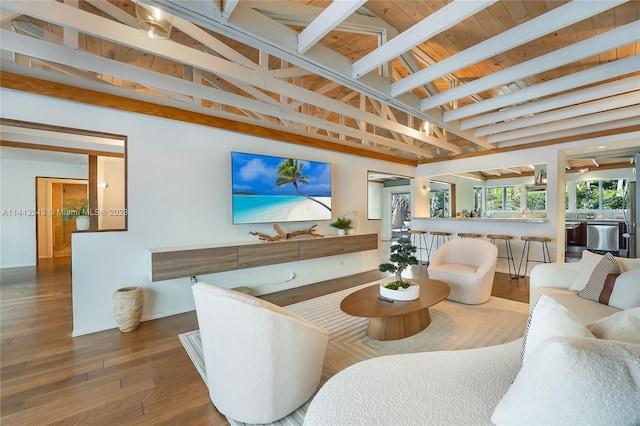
<box><xmin>149</xmin><ymin>233</ymin><xmax>379</xmax><ymax>282</ymax></box>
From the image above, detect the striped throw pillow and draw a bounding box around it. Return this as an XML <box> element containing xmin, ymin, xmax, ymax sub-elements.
<box><xmin>578</xmin><ymin>253</ymin><xmax>620</xmax><ymax>302</ymax></box>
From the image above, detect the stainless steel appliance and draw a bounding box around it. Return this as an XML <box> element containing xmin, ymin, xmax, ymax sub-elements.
<box><xmin>622</xmin><ymin>177</ymin><xmax>637</xmax><ymax>258</ymax></box>
<box><xmin>587</xmin><ymin>224</ymin><xmax>619</xmax><ymax>252</ymax></box>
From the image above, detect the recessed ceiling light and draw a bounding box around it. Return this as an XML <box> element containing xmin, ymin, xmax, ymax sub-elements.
<box><xmin>597</xmin><ymin>145</ymin><xmax>606</xmax><ymax>149</ymax></box>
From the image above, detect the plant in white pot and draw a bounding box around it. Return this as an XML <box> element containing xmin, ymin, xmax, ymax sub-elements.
<box><xmin>378</xmin><ymin>237</ymin><xmax>420</xmax><ymax>300</ymax></box>
<box><xmin>62</xmin><ymin>198</ymin><xmax>90</xmax><ymax>231</ymax></box>
<box><xmin>329</xmin><ymin>217</ymin><xmax>352</xmax><ymax>236</ymax></box>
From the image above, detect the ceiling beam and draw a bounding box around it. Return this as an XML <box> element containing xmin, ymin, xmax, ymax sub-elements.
<box><xmin>475</xmin><ymin>91</ymin><xmax>640</xmax><ymax>137</ymax></box>
<box><xmin>85</xmin><ymin>0</ymin><xmax>138</xmax><ymax>27</ymax></box>
<box><xmin>452</xmin><ymin>172</ymin><xmax>486</xmax><ymax>182</ymax></box>
<box><xmin>460</xmin><ymin>76</ymin><xmax>640</xmax><ymax>130</ymax></box>
<box><xmin>390</xmin><ymin>0</ymin><xmax>627</xmax><ymax>97</ymax></box>
<box><xmin>0</xmin><ymin>140</ymin><xmax>124</xmax><ymax>158</ymax></box>
<box><xmin>420</xmin><ymin>126</ymin><xmax>640</xmax><ymax>165</ymax></box>
<box><xmin>483</xmin><ymin>169</ymin><xmax>502</xmax><ymax>176</ymax></box>
<box><xmin>297</xmin><ymin>0</ymin><xmax>366</xmax><ymax>55</ymax></box>
<box><xmin>496</xmin><ymin>117</ymin><xmax>640</xmax><ymax>147</ymax></box>
<box><xmin>421</xmin><ymin>22</ymin><xmax>640</xmax><ymax>111</ymax></box>
<box><xmin>503</xmin><ymin>168</ymin><xmax>522</xmax><ymax>175</ymax></box>
<box><xmin>0</xmin><ymin>32</ymin><xmax>435</xmax><ymax>157</ymax></box>
<box><xmin>247</xmin><ymin>0</ymin><xmax>391</xmax><ymax>36</ymax></box>
<box><xmin>172</xmin><ymin>15</ymin><xmax>258</xmax><ymax>69</ymax></box>
<box><xmin>0</xmin><ymin>70</ymin><xmax>418</xmax><ymax>165</ymax></box>
<box><xmin>445</xmin><ymin>55</ymin><xmax>640</xmax><ymax>122</ymax></box>
<box><xmin>161</xmin><ymin>0</ymin><xmax>220</xmax><ymax>19</ymax></box>
<box><xmin>0</xmin><ymin>2</ymin><xmax>457</xmax><ymax>154</ymax></box>
<box><xmin>151</xmin><ymin>0</ymin><xmax>489</xmax><ymax>149</ymax></box>
<box><xmin>487</xmin><ymin>106</ymin><xmax>640</xmax><ymax>144</ymax></box>
<box><xmin>353</xmin><ymin>0</ymin><xmax>496</xmax><ymax>79</ymax></box>
<box><xmin>222</xmin><ymin>0</ymin><xmax>239</xmax><ymax>19</ymax></box>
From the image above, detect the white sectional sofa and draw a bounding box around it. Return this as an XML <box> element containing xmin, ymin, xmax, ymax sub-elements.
<box><xmin>304</xmin><ymin>251</ymin><xmax>640</xmax><ymax>426</ymax></box>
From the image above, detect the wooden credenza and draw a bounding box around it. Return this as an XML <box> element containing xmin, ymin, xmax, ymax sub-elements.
<box><xmin>149</xmin><ymin>233</ymin><xmax>379</xmax><ymax>282</ymax></box>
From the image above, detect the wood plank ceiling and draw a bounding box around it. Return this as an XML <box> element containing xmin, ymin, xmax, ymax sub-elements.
<box><xmin>0</xmin><ymin>0</ymin><xmax>638</xmax><ymax>166</ymax></box>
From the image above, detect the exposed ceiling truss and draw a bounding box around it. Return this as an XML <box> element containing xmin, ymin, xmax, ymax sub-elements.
<box><xmin>0</xmin><ymin>0</ymin><xmax>638</xmax><ymax>165</ymax></box>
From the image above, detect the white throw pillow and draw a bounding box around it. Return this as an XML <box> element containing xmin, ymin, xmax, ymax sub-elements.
<box><xmin>608</xmin><ymin>267</ymin><xmax>640</xmax><ymax>310</ymax></box>
<box><xmin>492</xmin><ymin>336</ymin><xmax>640</xmax><ymax>426</ymax></box>
<box><xmin>521</xmin><ymin>295</ymin><xmax>593</xmax><ymax>364</ymax></box>
<box><xmin>569</xmin><ymin>250</ymin><xmax>602</xmax><ymax>291</ymax></box>
<box><xmin>587</xmin><ymin>307</ymin><xmax>640</xmax><ymax>343</ymax></box>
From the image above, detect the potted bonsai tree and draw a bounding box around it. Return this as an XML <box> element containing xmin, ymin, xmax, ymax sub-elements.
<box><xmin>329</xmin><ymin>217</ymin><xmax>352</xmax><ymax>236</ymax></box>
<box><xmin>378</xmin><ymin>237</ymin><xmax>420</xmax><ymax>300</ymax></box>
<box><xmin>62</xmin><ymin>198</ymin><xmax>90</xmax><ymax>231</ymax></box>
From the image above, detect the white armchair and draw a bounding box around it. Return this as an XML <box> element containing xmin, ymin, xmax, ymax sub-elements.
<box><xmin>192</xmin><ymin>282</ymin><xmax>329</xmax><ymax>424</ymax></box>
<box><xmin>427</xmin><ymin>238</ymin><xmax>498</xmax><ymax>304</ymax></box>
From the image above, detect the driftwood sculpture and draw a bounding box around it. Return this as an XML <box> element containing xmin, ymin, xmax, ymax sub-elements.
<box><xmin>249</xmin><ymin>224</ymin><xmax>324</xmax><ymax>242</ymax></box>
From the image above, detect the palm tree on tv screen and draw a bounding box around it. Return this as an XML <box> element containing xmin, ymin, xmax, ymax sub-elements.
<box><xmin>275</xmin><ymin>158</ymin><xmax>331</xmax><ymax>211</ymax></box>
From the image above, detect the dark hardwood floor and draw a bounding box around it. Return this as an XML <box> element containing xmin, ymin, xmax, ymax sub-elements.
<box><xmin>1</xmin><ymin>248</ymin><xmax>530</xmax><ymax>424</ymax></box>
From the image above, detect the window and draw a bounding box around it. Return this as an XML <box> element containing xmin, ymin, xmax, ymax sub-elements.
<box><xmin>505</xmin><ymin>186</ymin><xmax>521</xmax><ymax>211</ymax></box>
<box><xmin>486</xmin><ymin>187</ymin><xmax>503</xmax><ymax>210</ymax></box>
<box><xmin>576</xmin><ymin>179</ymin><xmax>628</xmax><ymax>210</ymax></box>
<box><xmin>430</xmin><ymin>189</ymin><xmax>449</xmax><ymax>218</ymax></box>
<box><xmin>602</xmin><ymin>179</ymin><xmax>626</xmax><ymax>209</ymax></box>
<box><xmin>527</xmin><ymin>188</ymin><xmax>546</xmax><ymax>210</ymax></box>
<box><xmin>576</xmin><ymin>181</ymin><xmax>599</xmax><ymax>209</ymax></box>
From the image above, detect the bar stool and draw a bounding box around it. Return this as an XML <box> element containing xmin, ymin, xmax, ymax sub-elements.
<box><xmin>429</xmin><ymin>231</ymin><xmax>451</xmax><ymax>256</ymax></box>
<box><xmin>486</xmin><ymin>234</ymin><xmax>518</xmax><ymax>279</ymax></box>
<box><xmin>408</xmin><ymin>229</ymin><xmax>429</xmax><ymax>265</ymax></box>
<box><xmin>518</xmin><ymin>236</ymin><xmax>552</xmax><ymax>277</ymax></box>
<box><xmin>458</xmin><ymin>233</ymin><xmax>481</xmax><ymax>239</ymax></box>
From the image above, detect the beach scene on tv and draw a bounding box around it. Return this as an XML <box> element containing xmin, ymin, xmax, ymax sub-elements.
<box><xmin>232</xmin><ymin>152</ymin><xmax>332</xmax><ymax>224</ymax></box>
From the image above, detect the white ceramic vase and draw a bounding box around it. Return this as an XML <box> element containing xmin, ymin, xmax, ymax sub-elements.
<box><xmin>76</xmin><ymin>215</ymin><xmax>90</xmax><ymax>231</ymax></box>
<box><xmin>112</xmin><ymin>286</ymin><xmax>143</xmax><ymax>332</ymax></box>
<box><xmin>379</xmin><ymin>282</ymin><xmax>420</xmax><ymax>301</ymax></box>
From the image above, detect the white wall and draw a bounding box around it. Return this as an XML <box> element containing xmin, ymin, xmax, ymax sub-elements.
<box><xmin>97</xmin><ymin>156</ymin><xmax>126</xmax><ymax>230</ymax></box>
<box><xmin>0</xmin><ymin>151</ymin><xmax>87</xmax><ymax>267</ymax></box>
<box><xmin>368</xmin><ymin>181</ymin><xmax>382</xmax><ymax>220</ymax></box>
<box><xmin>1</xmin><ymin>89</ymin><xmax>414</xmax><ymax>336</ymax></box>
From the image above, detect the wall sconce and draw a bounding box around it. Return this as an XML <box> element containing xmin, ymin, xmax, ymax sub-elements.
<box><xmin>135</xmin><ymin>1</ymin><xmax>173</xmax><ymax>39</ymax></box>
<box><xmin>98</xmin><ymin>182</ymin><xmax>109</xmax><ymax>189</ymax></box>
<box><xmin>422</xmin><ymin>185</ymin><xmax>430</xmax><ymax>192</ymax></box>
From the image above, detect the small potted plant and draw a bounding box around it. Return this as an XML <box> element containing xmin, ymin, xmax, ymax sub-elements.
<box><xmin>378</xmin><ymin>237</ymin><xmax>420</xmax><ymax>300</ymax></box>
<box><xmin>62</xmin><ymin>198</ymin><xmax>90</xmax><ymax>231</ymax></box>
<box><xmin>329</xmin><ymin>217</ymin><xmax>352</xmax><ymax>236</ymax></box>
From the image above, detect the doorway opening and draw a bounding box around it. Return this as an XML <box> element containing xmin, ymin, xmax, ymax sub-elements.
<box><xmin>391</xmin><ymin>192</ymin><xmax>411</xmax><ymax>240</ymax></box>
<box><xmin>36</xmin><ymin>177</ymin><xmax>88</xmax><ymax>259</ymax></box>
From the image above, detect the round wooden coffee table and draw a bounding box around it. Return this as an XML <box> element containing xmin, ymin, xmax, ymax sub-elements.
<box><xmin>340</xmin><ymin>278</ymin><xmax>450</xmax><ymax>341</ymax></box>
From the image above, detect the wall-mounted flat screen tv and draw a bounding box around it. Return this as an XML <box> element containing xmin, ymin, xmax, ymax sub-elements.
<box><xmin>232</xmin><ymin>151</ymin><xmax>332</xmax><ymax>224</ymax></box>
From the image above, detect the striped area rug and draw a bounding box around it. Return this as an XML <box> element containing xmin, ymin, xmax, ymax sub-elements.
<box><xmin>179</xmin><ymin>279</ymin><xmax>530</xmax><ymax>426</ymax></box>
